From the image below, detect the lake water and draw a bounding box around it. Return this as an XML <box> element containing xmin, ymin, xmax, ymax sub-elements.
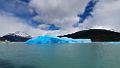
<box><xmin>0</xmin><ymin>43</ymin><xmax>120</xmax><ymax>68</ymax></box>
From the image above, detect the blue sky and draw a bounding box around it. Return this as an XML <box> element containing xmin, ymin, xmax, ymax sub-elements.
<box><xmin>79</xmin><ymin>0</ymin><xmax>99</xmax><ymax>23</ymax></box>
<box><xmin>0</xmin><ymin>0</ymin><xmax>119</xmax><ymax>36</ymax></box>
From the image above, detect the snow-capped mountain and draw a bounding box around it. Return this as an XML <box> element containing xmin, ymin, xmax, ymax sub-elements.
<box><xmin>14</xmin><ymin>31</ymin><xmax>31</xmax><ymax>38</ymax></box>
<box><xmin>0</xmin><ymin>31</ymin><xmax>31</xmax><ymax>42</ymax></box>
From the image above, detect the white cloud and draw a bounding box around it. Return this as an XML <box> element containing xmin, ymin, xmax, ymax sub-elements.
<box><xmin>0</xmin><ymin>0</ymin><xmax>90</xmax><ymax>37</ymax></box>
<box><xmin>29</xmin><ymin>0</ymin><xmax>89</xmax><ymax>28</ymax></box>
<box><xmin>2</xmin><ymin>0</ymin><xmax>120</xmax><ymax>37</ymax></box>
<box><xmin>29</xmin><ymin>0</ymin><xmax>120</xmax><ymax>36</ymax></box>
<box><xmin>0</xmin><ymin>13</ymin><xmax>28</xmax><ymax>36</ymax></box>
<box><xmin>0</xmin><ymin>11</ymin><xmax>79</xmax><ymax>37</ymax></box>
<box><xmin>82</xmin><ymin>0</ymin><xmax>120</xmax><ymax>32</ymax></box>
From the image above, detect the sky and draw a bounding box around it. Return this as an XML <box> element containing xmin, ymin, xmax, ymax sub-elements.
<box><xmin>0</xmin><ymin>0</ymin><xmax>119</xmax><ymax>37</ymax></box>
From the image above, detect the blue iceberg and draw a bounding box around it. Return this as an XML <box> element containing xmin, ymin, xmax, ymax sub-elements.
<box><xmin>26</xmin><ymin>35</ymin><xmax>91</xmax><ymax>44</ymax></box>
<box><xmin>109</xmin><ymin>42</ymin><xmax>120</xmax><ymax>44</ymax></box>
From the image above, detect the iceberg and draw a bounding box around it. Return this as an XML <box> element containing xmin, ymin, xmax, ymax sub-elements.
<box><xmin>109</xmin><ymin>42</ymin><xmax>120</xmax><ymax>44</ymax></box>
<box><xmin>26</xmin><ymin>35</ymin><xmax>91</xmax><ymax>44</ymax></box>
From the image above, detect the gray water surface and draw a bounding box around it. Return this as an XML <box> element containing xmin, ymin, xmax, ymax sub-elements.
<box><xmin>0</xmin><ymin>43</ymin><xmax>120</xmax><ymax>68</ymax></box>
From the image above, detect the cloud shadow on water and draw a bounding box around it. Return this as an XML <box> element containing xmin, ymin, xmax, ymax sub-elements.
<box><xmin>0</xmin><ymin>59</ymin><xmax>36</xmax><ymax>68</ymax></box>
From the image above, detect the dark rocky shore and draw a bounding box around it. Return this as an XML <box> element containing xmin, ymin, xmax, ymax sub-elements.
<box><xmin>59</xmin><ymin>29</ymin><xmax>120</xmax><ymax>42</ymax></box>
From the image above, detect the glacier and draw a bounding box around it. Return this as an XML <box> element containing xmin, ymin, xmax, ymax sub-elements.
<box><xmin>26</xmin><ymin>35</ymin><xmax>91</xmax><ymax>44</ymax></box>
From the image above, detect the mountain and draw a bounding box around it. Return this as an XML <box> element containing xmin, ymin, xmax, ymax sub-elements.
<box><xmin>59</xmin><ymin>29</ymin><xmax>120</xmax><ymax>42</ymax></box>
<box><xmin>0</xmin><ymin>31</ymin><xmax>32</xmax><ymax>42</ymax></box>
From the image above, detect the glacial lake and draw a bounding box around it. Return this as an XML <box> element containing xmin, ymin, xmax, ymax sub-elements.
<box><xmin>0</xmin><ymin>43</ymin><xmax>120</xmax><ymax>68</ymax></box>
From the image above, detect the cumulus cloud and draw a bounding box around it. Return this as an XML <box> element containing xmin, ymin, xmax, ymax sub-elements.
<box><xmin>0</xmin><ymin>0</ymin><xmax>90</xmax><ymax>36</ymax></box>
<box><xmin>2</xmin><ymin>0</ymin><xmax>120</xmax><ymax>37</ymax></box>
<box><xmin>0</xmin><ymin>11</ymin><xmax>80</xmax><ymax>37</ymax></box>
<box><xmin>0</xmin><ymin>11</ymin><xmax>48</xmax><ymax>37</ymax></box>
<box><xmin>82</xmin><ymin>0</ymin><xmax>120</xmax><ymax>32</ymax></box>
<box><xmin>0</xmin><ymin>12</ymin><xmax>28</xmax><ymax>36</ymax></box>
<box><xmin>29</xmin><ymin>0</ymin><xmax>89</xmax><ymax>28</ymax></box>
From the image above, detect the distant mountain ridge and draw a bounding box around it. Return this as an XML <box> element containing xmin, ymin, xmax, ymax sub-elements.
<box><xmin>59</xmin><ymin>29</ymin><xmax>120</xmax><ymax>42</ymax></box>
<box><xmin>0</xmin><ymin>31</ymin><xmax>31</xmax><ymax>42</ymax></box>
<box><xmin>1</xmin><ymin>29</ymin><xmax>120</xmax><ymax>42</ymax></box>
